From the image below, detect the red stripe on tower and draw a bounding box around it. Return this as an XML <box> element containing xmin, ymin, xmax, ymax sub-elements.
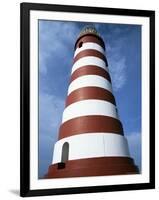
<box><xmin>70</xmin><ymin>66</ymin><xmax>111</xmax><ymax>82</ymax></box>
<box><xmin>45</xmin><ymin>26</ymin><xmax>138</xmax><ymax>178</ymax></box>
<box><xmin>65</xmin><ymin>87</ymin><xmax>116</xmax><ymax>107</ymax></box>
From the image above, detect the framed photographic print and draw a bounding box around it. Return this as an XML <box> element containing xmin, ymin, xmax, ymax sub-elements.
<box><xmin>20</xmin><ymin>2</ymin><xmax>155</xmax><ymax>197</ymax></box>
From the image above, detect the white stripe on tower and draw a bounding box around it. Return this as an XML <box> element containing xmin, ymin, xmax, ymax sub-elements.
<box><xmin>68</xmin><ymin>75</ymin><xmax>112</xmax><ymax>95</ymax></box>
<box><xmin>52</xmin><ymin>133</ymin><xmax>130</xmax><ymax>164</ymax></box>
<box><xmin>71</xmin><ymin>56</ymin><xmax>108</xmax><ymax>74</ymax></box>
<box><xmin>62</xmin><ymin>99</ymin><xmax>118</xmax><ymax>123</ymax></box>
<box><xmin>74</xmin><ymin>42</ymin><xmax>105</xmax><ymax>57</ymax></box>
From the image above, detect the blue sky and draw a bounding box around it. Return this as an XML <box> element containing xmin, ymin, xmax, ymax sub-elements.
<box><xmin>38</xmin><ymin>20</ymin><xmax>141</xmax><ymax>178</ymax></box>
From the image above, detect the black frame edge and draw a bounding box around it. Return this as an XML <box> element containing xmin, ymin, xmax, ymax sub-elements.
<box><xmin>22</xmin><ymin>183</ymin><xmax>155</xmax><ymax>197</ymax></box>
<box><xmin>149</xmin><ymin>11</ymin><xmax>155</xmax><ymax>189</ymax></box>
<box><xmin>20</xmin><ymin>3</ymin><xmax>30</xmax><ymax>197</ymax></box>
<box><xmin>21</xmin><ymin>2</ymin><xmax>155</xmax><ymax>16</ymax></box>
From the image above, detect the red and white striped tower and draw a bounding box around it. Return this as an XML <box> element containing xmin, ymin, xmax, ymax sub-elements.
<box><xmin>45</xmin><ymin>26</ymin><xmax>138</xmax><ymax>178</ymax></box>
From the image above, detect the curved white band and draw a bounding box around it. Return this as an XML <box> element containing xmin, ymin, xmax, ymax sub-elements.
<box><xmin>74</xmin><ymin>42</ymin><xmax>105</xmax><ymax>57</ymax></box>
<box><xmin>62</xmin><ymin>99</ymin><xmax>118</xmax><ymax>123</ymax></box>
<box><xmin>72</xmin><ymin>56</ymin><xmax>108</xmax><ymax>74</ymax></box>
<box><xmin>68</xmin><ymin>75</ymin><xmax>112</xmax><ymax>95</ymax></box>
<box><xmin>52</xmin><ymin>133</ymin><xmax>130</xmax><ymax>164</ymax></box>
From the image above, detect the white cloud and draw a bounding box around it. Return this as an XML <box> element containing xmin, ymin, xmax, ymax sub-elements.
<box><xmin>126</xmin><ymin>132</ymin><xmax>141</xmax><ymax>171</ymax></box>
<box><xmin>106</xmin><ymin>39</ymin><xmax>127</xmax><ymax>92</ymax></box>
<box><xmin>39</xmin><ymin>21</ymin><xmax>79</xmax><ymax>75</ymax></box>
<box><xmin>39</xmin><ymin>51</ymin><xmax>50</xmax><ymax>75</ymax></box>
<box><xmin>39</xmin><ymin>92</ymin><xmax>65</xmax><ymax>136</ymax></box>
<box><xmin>109</xmin><ymin>57</ymin><xmax>127</xmax><ymax>91</ymax></box>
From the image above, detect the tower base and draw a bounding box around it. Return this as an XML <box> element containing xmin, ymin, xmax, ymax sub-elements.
<box><xmin>45</xmin><ymin>157</ymin><xmax>139</xmax><ymax>178</ymax></box>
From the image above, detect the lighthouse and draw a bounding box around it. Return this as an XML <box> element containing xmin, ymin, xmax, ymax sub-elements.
<box><xmin>45</xmin><ymin>26</ymin><xmax>138</xmax><ymax>178</ymax></box>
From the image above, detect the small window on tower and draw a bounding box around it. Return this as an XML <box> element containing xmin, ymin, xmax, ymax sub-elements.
<box><xmin>79</xmin><ymin>41</ymin><xmax>83</xmax><ymax>48</ymax></box>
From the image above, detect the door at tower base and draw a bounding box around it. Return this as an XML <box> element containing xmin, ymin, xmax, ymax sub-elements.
<box><xmin>45</xmin><ymin>26</ymin><xmax>139</xmax><ymax>179</ymax></box>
